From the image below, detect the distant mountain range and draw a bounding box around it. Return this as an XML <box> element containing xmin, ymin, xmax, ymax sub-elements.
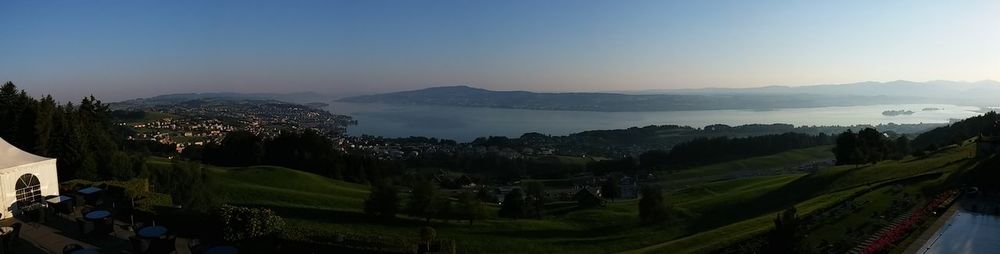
<box><xmin>642</xmin><ymin>80</ymin><xmax>1000</xmax><ymax>98</ymax></box>
<box><xmin>111</xmin><ymin>92</ymin><xmax>331</xmax><ymax>109</ymax></box>
<box><xmin>338</xmin><ymin>80</ymin><xmax>1000</xmax><ymax>112</ymax></box>
<box><xmin>118</xmin><ymin>80</ymin><xmax>1000</xmax><ymax>112</ymax></box>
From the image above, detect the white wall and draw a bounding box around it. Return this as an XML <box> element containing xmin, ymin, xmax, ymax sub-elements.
<box><xmin>0</xmin><ymin>159</ymin><xmax>60</xmax><ymax>219</ymax></box>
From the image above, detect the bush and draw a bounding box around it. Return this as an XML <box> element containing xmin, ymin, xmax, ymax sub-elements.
<box><xmin>214</xmin><ymin>205</ymin><xmax>285</xmax><ymax>242</ymax></box>
<box><xmin>639</xmin><ymin>185</ymin><xmax>669</xmax><ymax>224</ymax></box>
<box><xmin>364</xmin><ymin>185</ymin><xmax>400</xmax><ymax>220</ymax></box>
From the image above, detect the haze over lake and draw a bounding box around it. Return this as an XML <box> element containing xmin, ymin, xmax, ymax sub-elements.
<box><xmin>325</xmin><ymin>102</ymin><xmax>982</xmax><ymax>141</ymax></box>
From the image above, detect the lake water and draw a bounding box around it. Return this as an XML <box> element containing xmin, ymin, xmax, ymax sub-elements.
<box><xmin>324</xmin><ymin>102</ymin><xmax>983</xmax><ymax>141</ymax></box>
<box><xmin>918</xmin><ymin>210</ymin><xmax>1000</xmax><ymax>254</ymax></box>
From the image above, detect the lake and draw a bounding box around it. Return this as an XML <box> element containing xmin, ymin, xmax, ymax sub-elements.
<box><xmin>324</xmin><ymin>102</ymin><xmax>983</xmax><ymax>141</ymax></box>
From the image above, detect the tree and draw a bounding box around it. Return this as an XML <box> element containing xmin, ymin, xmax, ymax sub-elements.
<box><xmin>456</xmin><ymin>191</ymin><xmax>487</xmax><ymax>225</ymax></box>
<box><xmin>498</xmin><ymin>189</ymin><xmax>525</xmax><ymax>219</ymax></box>
<box><xmin>205</xmin><ymin>131</ymin><xmax>264</xmax><ymax>166</ymax></box>
<box><xmin>893</xmin><ymin>136</ymin><xmax>912</xmax><ymax>159</ymax></box>
<box><xmin>407</xmin><ymin>178</ymin><xmax>437</xmax><ymax>222</ymax></box>
<box><xmin>638</xmin><ymin>185</ymin><xmax>669</xmax><ymax>224</ymax></box>
<box><xmin>419</xmin><ymin>226</ymin><xmax>437</xmax><ymax>252</ymax></box>
<box><xmin>429</xmin><ymin>195</ymin><xmax>453</xmax><ymax>222</ymax></box>
<box><xmin>108</xmin><ymin>151</ymin><xmax>134</xmax><ymax>180</ymax></box>
<box><xmin>33</xmin><ymin>95</ymin><xmax>57</xmax><ymax>156</ymax></box>
<box><xmin>364</xmin><ymin>184</ymin><xmax>400</xmax><ymax>220</ymax></box>
<box><xmin>834</xmin><ymin>128</ymin><xmax>899</xmax><ymax>165</ymax></box>
<box><xmin>523</xmin><ymin>182</ymin><xmax>545</xmax><ymax>218</ymax></box>
<box><xmin>858</xmin><ymin>128</ymin><xmax>890</xmax><ymax>164</ymax></box>
<box><xmin>601</xmin><ymin>175</ymin><xmax>621</xmax><ymax>202</ymax></box>
<box><xmin>150</xmin><ymin>160</ymin><xmax>221</xmax><ymax>211</ymax></box>
<box><xmin>638</xmin><ymin>132</ymin><xmax>833</xmax><ymax>170</ymax></box>
<box><xmin>766</xmin><ymin>207</ymin><xmax>801</xmax><ymax>253</ymax></box>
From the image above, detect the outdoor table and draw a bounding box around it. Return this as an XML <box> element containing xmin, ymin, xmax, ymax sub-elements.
<box><xmin>68</xmin><ymin>249</ymin><xmax>99</xmax><ymax>254</ymax></box>
<box><xmin>46</xmin><ymin>195</ymin><xmax>73</xmax><ymax>204</ymax></box>
<box><xmin>77</xmin><ymin>187</ymin><xmax>104</xmax><ymax>206</ymax></box>
<box><xmin>203</xmin><ymin>245</ymin><xmax>238</xmax><ymax>254</ymax></box>
<box><xmin>46</xmin><ymin>195</ymin><xmax>74</xmax><ymax>213</ymax></box>
<box><xmin>137</xmin><ymin>226</ymin><xmax>168</xmax><ymax>239</ymax></box>
<box><xmin>84</xmin><ymin>210</ymin><xmax>111</xmax><ymax>221</ymax></box>
<box><xmin>77</xmin><ymin>187</ymin><xmax>102</xmax><ymax>195</ymax></box>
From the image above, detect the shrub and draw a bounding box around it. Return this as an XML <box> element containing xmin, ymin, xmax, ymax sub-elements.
<box><xmin>214</xmin><ymin>205</ymin><xmax>285</xmax><ymax>242</ymax></box>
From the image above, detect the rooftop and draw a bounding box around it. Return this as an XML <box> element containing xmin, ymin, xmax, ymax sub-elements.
<box><xmin>0</xmin><ymin>137</ymin><xmax>52</xmax><ymax>169</ymax></box>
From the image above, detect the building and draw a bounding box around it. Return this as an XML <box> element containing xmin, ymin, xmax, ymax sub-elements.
<box><xmin>575</xmin><ymin>188</ymin><xmax>604</xmax><ymax>208</ymax></box>
<box><xmin>620</xmin><ymin>176</ymin><xmax>639</xmax><ymax>199</ymax></box>
<box><xmin>977</xmin><ymin>135</ymin><xmax>1000</xmax><ymax>157</ymax></box>
<box><xmin>0</xmin><ymin>137</ymin><xmax>61</xmax><ymax>218</ymax></box>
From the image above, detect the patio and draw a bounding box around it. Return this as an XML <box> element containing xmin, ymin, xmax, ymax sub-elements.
<box><xmin>1</xmin><ymin>185</ymin><xmax>199</xmax><ymax>254</ymax></box>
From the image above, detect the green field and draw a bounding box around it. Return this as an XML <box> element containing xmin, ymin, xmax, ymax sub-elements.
<box><xmin>208</xmin><ymin>166</ymin><xmax>371</xmax><ymax>210</ymax></box>
<box><xmin>153</xmin><ymin>142</ymin><xmax>979</xmax><ymax>253</ymax></box>
<box><xmin>662</xmin><ymin>145</ymin><xmax>833</xmax><ymax>186</ymax></box>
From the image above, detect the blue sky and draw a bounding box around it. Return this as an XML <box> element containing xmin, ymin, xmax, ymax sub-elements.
<box><xmin>1</xmin><ymin>0</ymin><xmax>999</xmax><ymax>101</ymax></box>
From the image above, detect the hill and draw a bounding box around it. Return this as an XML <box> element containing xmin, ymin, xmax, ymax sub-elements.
<box><xmin>207</xmin><ymin>165</ymin><xmax>370</xmax><ymax>210</ymax></box>
<box><xmin>111</xmin><ymin>91</ymin><xmax>331</xmax><ymax>107</ymax></box>
<box><xmin>337</xmin><ymin>85</ymin><xmax>918</xmax><ymax>112</ymax></box>
<box><xmin>181</xmin><ymin>140</ymin><xmax>979</xmax><ymax>253</ymax></box>
<box><xmin>338</xmin><ymin>81</ymin><xmax>999</xmax><ymax>112</ymax></box>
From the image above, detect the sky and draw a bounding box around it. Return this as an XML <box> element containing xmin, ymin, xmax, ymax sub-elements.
<box><xmin>2</xmin><ymin>0</ymin><xmax>999</xmax><ymax>102</ymax></box>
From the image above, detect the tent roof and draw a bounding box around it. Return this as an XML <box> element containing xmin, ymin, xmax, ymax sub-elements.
<box><xmin>0</xmin><ymin>137</ymin><xmax>53</xmax><ymax>169</ymax></box>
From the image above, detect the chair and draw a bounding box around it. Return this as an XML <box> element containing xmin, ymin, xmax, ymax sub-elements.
<box><xmin>76</xmin><ymin>218</ymin><xmax>92</xmax><ymax>236</ymax></box>
<box><xmin>130</xmin><ymin>236</ymin><xmax>149</xmax><ymax>254</ymax></box>
<box><xmin>148</xmin><ymin>235</ymin><xmax>176</xmax><ymax>254</ymax></box>
<box><xmin>187</xmin><ymin>239</ymin><xmax>203</xmax><ymax>254</ymax></box>
<box><xmin>10</xmin><ymin>223</ymin><xmax>20</xmax><ymax>240</ymax></box>
<box><xmin>3</xmin><ymin>223</ymin><xmax>22</xmax><ymax>253</ymax></box>
<box><xmin>62</xmin><ymin>243</ymin><xmax>84</xmax><ymax>254</ymax></box>
<box><xmin>1</xmin><ymin>223</ymin><xmax>20</xmax><ymax>254</ymax></box>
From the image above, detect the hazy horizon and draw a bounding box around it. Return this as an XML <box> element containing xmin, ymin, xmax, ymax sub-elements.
<box><xmin>3</xmin><ymin>0</ymin><xmax>1000</xmax><ymax>102</ymax></box>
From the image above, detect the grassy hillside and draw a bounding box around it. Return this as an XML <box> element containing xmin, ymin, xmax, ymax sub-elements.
<box><xmin>663</xmin><ymin>145</ymin><xmax>833</xmax><ymax>186</ymax></box>
<box><xmin>151</xmin><ymin>141</ymin><xmax>978</xmax><ymax>253</ymax></box>
<box><xmin>625</xmin><ymin>141</ymin><xmax>978</xmax><ymax>254</ymax></box>
<box><xmin>207</xmin><ymin>165</ymin><xmax>370</xmax><ymax>211</ymax></box>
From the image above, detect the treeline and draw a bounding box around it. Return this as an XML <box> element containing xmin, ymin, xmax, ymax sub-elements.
<box><xmin>832</xmin><ymin>128</ymin><xmax>910</xmax><ymax>165</ymax></box>
<box><xmin>0</xmin><ymin>81</ymin><xmax>146</xmax><ymax>181</ymax></box>
<box><xmin>183</xmin><ymin>130</ymin><xmax>401</xmax><ymax>184</ymax></box>
<box><xmin>399</xmin><ymin>150</ymin><xmax>587</xmax><ymax>181</ymax></box>
<box><xmin>636</xmin><ymin>132</ymin><xmax>833</xmax><ymax>170</ymax></box>
<box><xmin>831</xmin><ymin>111</ymin><xmax>999</xmax><ymax>165</ymax></box>
<box><xmin>911</xmin><ymin>111</ymin><xmax>999</xmax><ymax>151</ymax></box>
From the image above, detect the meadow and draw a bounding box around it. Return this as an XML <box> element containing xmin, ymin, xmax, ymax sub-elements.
<box><xmin>149</xmin><ymin>141</ymin><xmax>980</xmax><ymax>253</ymax></box>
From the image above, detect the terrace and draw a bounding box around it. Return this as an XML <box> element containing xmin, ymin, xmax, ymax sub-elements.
<box><xmin>1</xmin><ymin>183</ymin><xmax>238</xmax><ymax>254</ymax></box>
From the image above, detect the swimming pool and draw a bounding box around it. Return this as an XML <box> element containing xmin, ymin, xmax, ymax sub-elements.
<box><xmin>918</xmin><ymin>210</ymin><xmax>1000</xmax><ymax>254</ymax></box>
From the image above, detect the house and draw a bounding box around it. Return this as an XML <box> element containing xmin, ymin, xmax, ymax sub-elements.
<box><xmin>575</xmin><ymin>188</ymin><xmax>604</xmax><ymax>208</ymax></box>
<box><xmin>454</xmin><ymin>175</ymin><xmax>477</xmax><ymax>189</ymax></box>
<box><xmin>0</xmin><ymin>137</ymin><xmax>61</xmax><ymax>218</ymax></box>
<box><xmin>977</xmin><ymin>135</ymin><xmax>1000</xmax><ymax>157</ymax></box>
<box><xmin>619</xmin><ymin>176</ymin><xmax>639</xmax><ymax>199</ymax></box>
<box><xmin>494</xmin><ymin>186</ymin><xmax>520</xmax><ymax>204</ymax></box>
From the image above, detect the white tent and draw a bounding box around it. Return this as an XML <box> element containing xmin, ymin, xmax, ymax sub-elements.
<box><xmin>0</xmin><ymin>137</ymin><xmax>60</xmax><ymax>219</ymax></box>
